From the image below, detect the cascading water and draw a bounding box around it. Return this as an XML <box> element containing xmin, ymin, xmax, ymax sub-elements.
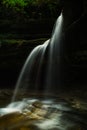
<box><xmin>0</xmin><ymin>1</ymin><xmax>87</xmax><ymax>129</ymax></box>
<box><xmin>12</xmin><ymin>13</ymin><xmax>63</xmax><ymax>101</ymax></box>
<box><xmin>44</xmin><ymin>13</ymin><xmax>63</xmax><ymax>94</ymax></box>
<box><xmin>12</xmin><ymin>39</ymin><xmax>50</xmax><ymax>101</ymax></box>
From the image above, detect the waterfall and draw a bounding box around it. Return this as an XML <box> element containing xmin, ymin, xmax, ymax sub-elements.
<box><xmin>0</xmin><ymin>3</ymin><xmax>87</xmax><ymax>129</ymax></box>
<box><xmin>12</xmin><ymin>13</ymin><xmax>63</xmax><ymax>101</ymax></box>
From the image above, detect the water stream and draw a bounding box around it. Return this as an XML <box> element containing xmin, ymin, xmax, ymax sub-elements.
<box><xmin>12</xmin><ymin>13</ymin><xmax>63</xmax><ymax>101</ymax></box>
<box><xmin>0</xmin><ymin>10</ymin><xmax>87</xmax><ymax>129</ymax></box>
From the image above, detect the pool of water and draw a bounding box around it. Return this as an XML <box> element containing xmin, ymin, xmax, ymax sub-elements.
<box><xmin>0</xmin><ymin>97</ymin><xmax>87</xmax><ymax>130</ymax></box>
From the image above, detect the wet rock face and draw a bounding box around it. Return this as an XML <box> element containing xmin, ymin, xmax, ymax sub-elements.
<box><xmin>0</xmin><ymin>98</ymin><xmax>87</xmax><ymax>130</ymax></box>
<box><xmin>61</xmin><ymin>0</ymin><xmax>84</xmax><ymax>29</ymax></box>
<box><xmin>62</xmin><ymin>13</ymin><xmax>87</xmax><ymax>87</ymax></box>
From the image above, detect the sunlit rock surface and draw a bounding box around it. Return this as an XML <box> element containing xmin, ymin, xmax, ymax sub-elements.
<box><xmin>0</xmin><ymin>97</ymin><xmax>87</xmax><ymax>130</ymax></box>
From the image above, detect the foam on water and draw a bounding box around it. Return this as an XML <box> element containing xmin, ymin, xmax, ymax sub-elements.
<box><xmin>0</xmin><ymin>98</ymin><xmax>86</xmax><ymax>130</ymax></box>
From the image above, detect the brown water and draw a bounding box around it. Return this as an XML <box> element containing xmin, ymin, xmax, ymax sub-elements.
<box><xmin>0</xmin><ymin>97</ymin><xmax>87</xmax><ymax>130</ymax></box>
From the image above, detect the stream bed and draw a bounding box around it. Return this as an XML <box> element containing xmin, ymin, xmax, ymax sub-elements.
<box><xmin>0</xmin><ymin>92</ymin><xmax>87</xmax><ymax>130</ymax></box>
